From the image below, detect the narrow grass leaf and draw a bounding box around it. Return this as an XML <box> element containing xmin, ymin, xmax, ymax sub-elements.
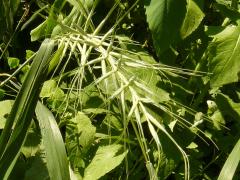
<box><xmin>218</xmin><ymin>138</ymin><xmax>240</xmax><ymax>180</ymax></box>
<box><xmin>36</xmin><ymin>102</ymin><xmax>70</xmax><ymax>180</ymax></box>
<box><xmin>0</xmin><ymin>39</ymin><xmax>54</xmax><ymax>179</ymax></box>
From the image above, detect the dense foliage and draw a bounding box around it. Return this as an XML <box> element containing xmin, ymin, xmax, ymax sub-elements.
<box><xmin>0</xmin><ymin>0</ymin><xmax>240</xmax><ymax>179</ymax></box>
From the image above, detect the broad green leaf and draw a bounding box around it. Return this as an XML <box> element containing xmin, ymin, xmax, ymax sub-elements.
<box><xmin>144</xmin><ymin>0</ymin><xmax>187</xmax><ymax>55</ymax></box>
<box><xmin>180</xmin><ymin>0</ymin><xmax>204</xmax><ymax>39</ymax></box>
<box><xmin>215</xmin><ymin>93</ymin><xmax>240</xmax><ymax>120</ymax></box>
<box><xmin>40</xmin><ymin>80</ymin><xmax>58</xmax><ymax>98</ymax></box>
<box><xmin>204</xmin><ymin>26</ymin><xmax>225</xmax><ymax>37</ymax></box>
<box><xmin>24</xmin><ymin>152</ymin><xmax>49</xmax><ymax>180</ymax></box>
<box><xmin>0</xmin><ymin>39</ymin><xmax>54</xmax><ymax>179</ymax></box>
<box><xmin>35</xmin><ymin>102</ymin><xmax>70</xmax><ymax>180</ymax></box>
<box><xmin>218</xmin><ymin>138</ymin><xmax>240</xmax><ymax>180</ymax></box>
<box><xmin>0</xmin><ymin>100</ymin><xmax>13</xmax><ymax>129</ymax></box>
<box><xmin>30</xmin><ymin>21</ymin><xmax>48</xmax><ymax>41</ymax></box>
<box><xmin>7</xmin><ymin>57</ymin><xmax>20</xmax><ymax>69</ymax></box>
<box><xmin>66</xmin><ymin>112</ymin><xmax>96</xmax><ymax>152</ymax></box>
<box><xmin>83</xmin><ymin>144</ymin><xmax>128</xmax><ymax>180</ymax></box>
<box><xmin>26</xmin><ymin>50</ymin><xmax>35</xmax><ymax>60</ymax></box>
<box><xmin>208</xmin><ymin>25</ymin><xmax>240</xmax><ymax>87</ymax></box>
<box><xmin>66</xmin><ymin>112</ymin><xmax>96</xmax><ymax>171</ymax></box>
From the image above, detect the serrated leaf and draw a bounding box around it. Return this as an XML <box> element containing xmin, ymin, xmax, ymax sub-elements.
<box><xmin>180</xmin><ymin>0</ymin><xmax>204</xmax><ymax>39</ymax></box>
<box><xmin>208</xmin><ymin>25</ymin><xmax>240</xmax><ymax>87</ymax></box>
<box><xmin>83</xmin><ymin>144</ymin><xmax>127</xmax><ymax>180</ymax></box>
<box><xmin>67</xmin><ymin>112</ymin><xmax>96</xmax><ymax>151</ymax></box>
<box><xmin>144</xmin><ymin>0</ymin><xmax>187</xmax><ymax>55</ymax></box>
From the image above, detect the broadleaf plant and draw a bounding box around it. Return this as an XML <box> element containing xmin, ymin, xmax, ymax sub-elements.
<box><xmin>1</xmin><ymin>0</ymin><xmax>240</xmax><ymax>179</ymax></box>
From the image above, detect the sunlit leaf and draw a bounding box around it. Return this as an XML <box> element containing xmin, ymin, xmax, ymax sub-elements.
<box><xmin>208</xmin><ymin>25</ymin><xmax>240</xmax><ymax>87</ymax></box>
<box><xmin>0</xmin><ymin>39</ymin><xmax>54</xmax><ymax>179</ymax></box>
<box><xmin>181</xmin><ymin>0</ymin><xmax>204</xmax><ymax>39</ymax></box>
<box><xmin>40</xmin><ymin>80</ymin><xmax>58</xmax><ymax>98</ymax></box>
<box><xmin>7</xmin><ymin>57</ymin><xmax>20</xmax><ymax>69</ymax></box>
<box><xmin>35</xmin><ymin>102</ymin><xmax>70</xmax><ymax>180</ymax></box>
<box><xmin>218</xmin><ymin>138</ymin><xmax>240</xmax><ymax>180</ymax></box>
<box><xmin>83</xmin><ymin>144</ymin><xmax>127</xmax><ymax>180</ymax></box>
<box><xmin>0</xmin><ymin>100</ymin><xmax>13</xmax><ymax>129</ymax></box>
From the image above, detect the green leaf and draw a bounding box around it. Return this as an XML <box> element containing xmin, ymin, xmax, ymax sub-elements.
<box><xmin>0</xmin><ymin>39</ymin><xmax>54</xmax><ymax>179</ymax></box>
<box><xmin>7</xmin><ymin>57</ymin><xmax>20</xmax><ymax>69</ymax></box>
<box><xmin>83</xmin><ymin>144</ymin><xmax>128</xmax><ymax>180</ymax></box>
<box><xmin>21</xmin><ymin>127</ymin><xmax>41</xmax><ymax>158</ymax></box>
<box><xmin>30</xmin><ymin>21</ymin><xmax>48</xmax><ymax>41</ymax></box>
<box><xmin>66</xmin><ymin>112</ymin><xmax>96</xmax><ymax>152</ymax></box>
<box><xmin>10</xmin><ymin>0</ymin><xmax>20</xmax><ymax>15</ymax></box>
<box><xmin>0</xmin><ymin>89</ymin><xmax>5</xmax><ymax>100</ymax></box>
<box><xmin>204</xmin><ymin>26</ymin><xmax>225</xmax><ymax>37</ymax></box>
<box><xmin>0</xmin><ymin>0</ymin><xmax>13</xmax><ymax>40</ymax></box>
<box><xmin>208</xmin><ymin>25</ymin><xmax>240</xmax><ymax>87</ymax></box>
<box><xmin>35</xmin><ymin>102</ymin><xmax>70</xmax><ymax>180</ymax></box>
<box><xmin>180</xmin><ymin>0</ymin><xmax>204</xmax><ymax>39</ymax></box>
<box><xmin>218</xmin><ymin>138</ymin><xmax>240</xmax><ymax>180</ymax></box>
<box><xmin>0</xmin><ymin>100</ymin><xmax>13</xmax><ymax>129</ymax></box>
<box><xmin>24</xmin><ymin>152</ymin><xmax>49</xmax><ymax>180</ymax></box>
<box><xmin>40</xmin><ymin>80</ymin><xmax>58</xmax><ymax>98</ymax></box>
<box><xmin>144</xmin><ymin>0</ymin><xmax>187</xmax><ymax>55</ymax></box>
<box><xmin>214</xmin><ymin>2</ymin><xmax>240</xmax><ymax>23</ymax></box>
<box><xmin>26</xmin><ymin>50</ymin><xmax>35</xmax><ymax>60</ymax></box>
<box><xmin>215</xmin><ymin>93</ymin><xmax>240</xmax><ymax>121</ymax></box>
<box><xmin>30</xmin><ymin>0</ymin><xmax>66</xmax><ymax>41</ymax></box>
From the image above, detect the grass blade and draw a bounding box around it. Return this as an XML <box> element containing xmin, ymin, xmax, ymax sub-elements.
<box><xmin>218</xmin><ymin>137</ymin><xmax>240</xmax><ymax>180</ymax></box>
<box><xmin>0</xmin><ymin>39</ymin><xmax>54</xmax><ymax>179</ymax></box>
<box><xmin>35</xmin><ymin>102</ymin><xmax>70</xmax><ymax>180</ymax></box>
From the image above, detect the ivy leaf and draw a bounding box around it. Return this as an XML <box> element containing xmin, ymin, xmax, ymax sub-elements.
<box><xmin>144</xmin><ymin>0</ymin><xmax>187</xmax><ymax>55</ymax></box>
<box><xmin>83</xmin><ymin>144</ymin><xmax>127</xmax><ymax>180</ymax></box>
<box><xmin>208</xmin><ymin>25</ymin><xmax>240</xmax><ymax>87</ymax></box>
<box><xmin>180</xmin><ymin>0</ymin><xmax>204</xmax><ymax>39</ymax></box>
